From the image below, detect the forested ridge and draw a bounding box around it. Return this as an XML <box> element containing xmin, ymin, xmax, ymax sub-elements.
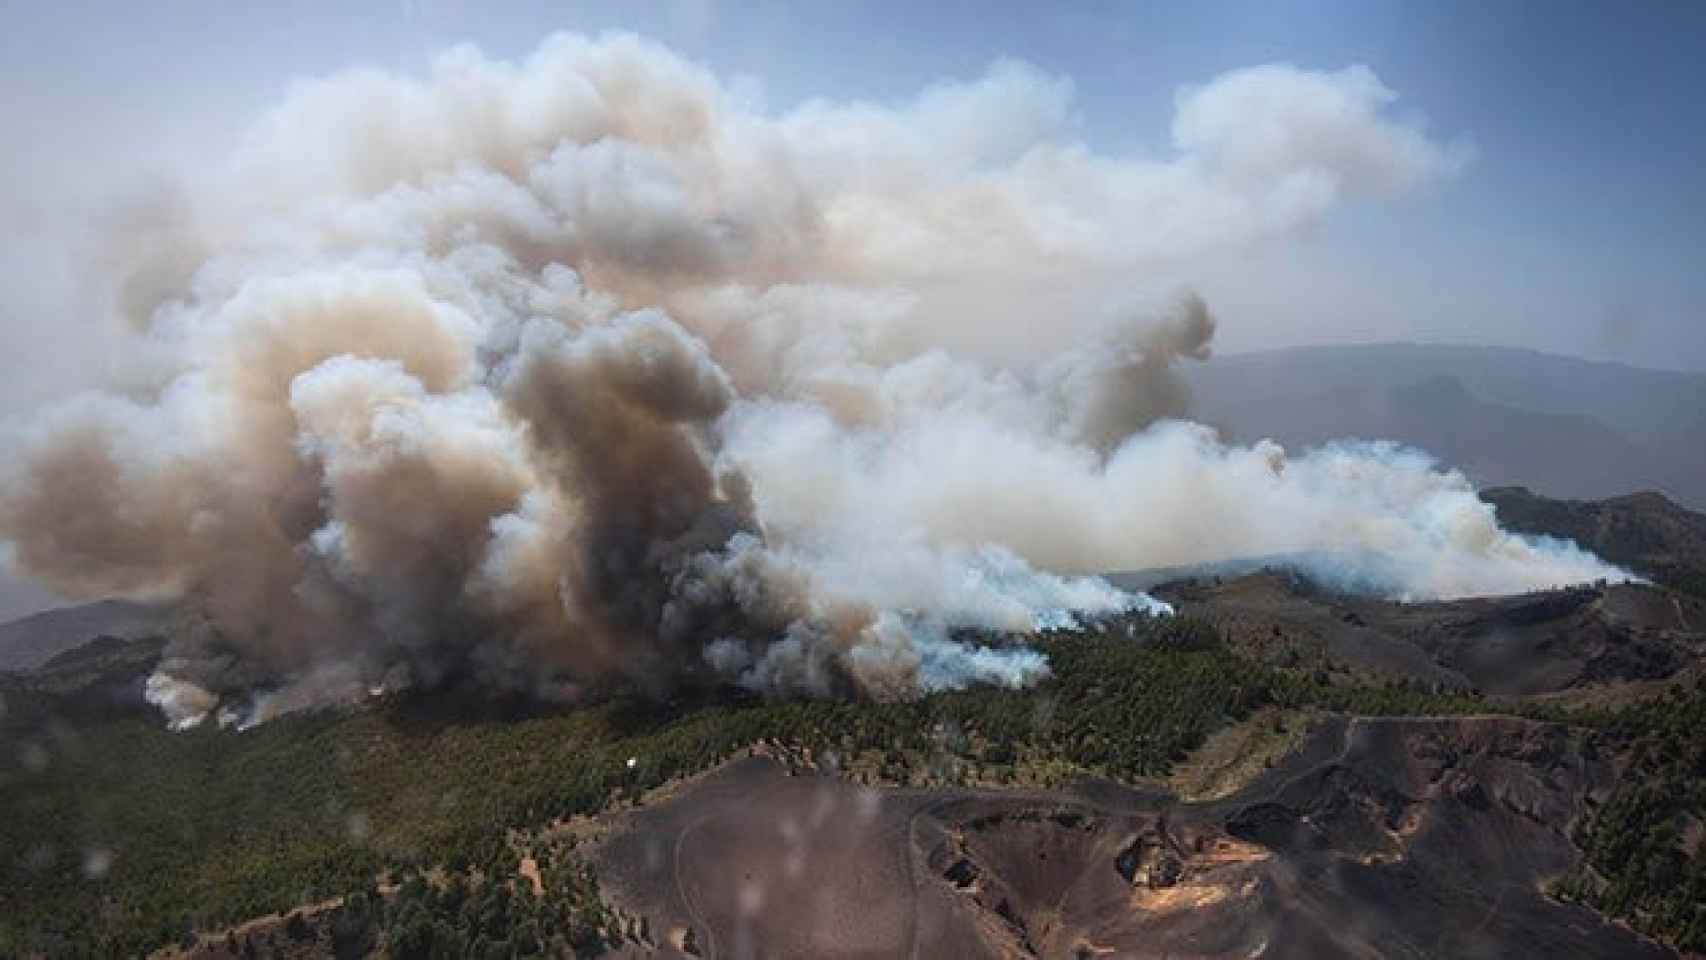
<box><xmin>1484</xmin><ymin>486</ymin><xmax>1706</xmax><ymax>601</ymax></box>
<box><xmin>0</xmin><ymin>611</ymin><xmax>1698</xmax><ymax>956</ymax></box>
<box><xmin>1553</xmin><ymin>678</ymin><xmax>1706</xmax><ymax>950</ymax></box>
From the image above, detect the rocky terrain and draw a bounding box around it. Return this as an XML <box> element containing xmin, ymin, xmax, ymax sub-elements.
<box><xmin>4</xmin><ymin>489</ymin><xmax>1706</xmax><ymax>957</ymax></box>
<box><xmin>588</xmin><ymin>716</ymin><xmax>1666</xmax><ymax>959</ymax></box>
<box><xmin>1151</xmin><ymin>574</ymin><xmax>1705</xmax><ymax>697</ymax></box>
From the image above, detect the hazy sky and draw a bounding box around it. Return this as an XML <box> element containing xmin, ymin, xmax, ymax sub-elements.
<box><xmin>0</xmin><ymin>2</ymin><xmax>1702</xmax><ymax>620</ymax></box>
<box><xmin>4</xmin><ymin>0</ymin><xmax>1702</xmax><ymax>383</ymax></box>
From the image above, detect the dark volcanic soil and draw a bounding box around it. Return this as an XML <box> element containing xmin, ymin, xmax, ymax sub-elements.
<box><xmin>1151</xmin><ymin>573</ymin><xmax>1706</xmax><ymax>697</ymax></box>
<box><xmin>590</xmin><ymin>717</ymin><xmax>1670</xmax><ymax>959</ymax></box>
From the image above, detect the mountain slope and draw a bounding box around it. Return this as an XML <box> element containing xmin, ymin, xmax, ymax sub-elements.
<box><xmin>6</xmin><ymin>487</ymin><xmax>1706</xmax><ymax>956</ymax></box>
<box><xmin>1186</xmin><ymin>344</ymin><xmax>1706</xmax><ymax>507</ymax></box>
<box><xmin>0</xmin><ymin>599</ymin><xmax>165</xmax><ymax>673</ymax></box>
<box><xmin>589</xmin><ymin>717</ymin><xmax>1670</xmax><ymax>959</ymax></box>
<box><xmin>1483</xmin><ymin>486</ymin><xmax>1706</xmax><ymax>601</ymax></box>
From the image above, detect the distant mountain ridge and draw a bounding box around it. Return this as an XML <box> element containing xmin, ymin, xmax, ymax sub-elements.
<box><xmin>0</xmin><ymin>599</ymin><xmax>164</xmax><ymax>673</ymax></box>
<box><xmin>1186</xmin><ymin>343</ymin><xmax>1706</xmax><ymax>508</ymax></box>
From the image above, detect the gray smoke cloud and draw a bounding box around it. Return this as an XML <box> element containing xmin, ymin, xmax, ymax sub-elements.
<box><xmin>0</xmin><ymin>34</ymin><xmax>1616</xmax><ymax>719</ymax></box>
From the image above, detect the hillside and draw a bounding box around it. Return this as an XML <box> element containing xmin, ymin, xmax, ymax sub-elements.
<box><xmin>3</xmin><ymin>491</ymin><xmax>1706</xmax><ymax>956</ymax></box>
<box><xmin>1186</xmin><ymin>344</ymin><xmax>1706</xmax><ymax>508</ymax></box>
<box><xmin>1483</xmin><ymin>486</ymin><xmax>1706</xmax><ymax>600</ymax></box>
<box><xmin>1153</xmin><ymin>574</ymin><xmax>1705</xmax><ymax>696</ymax></box>
<box><xmin>0</xmin><ymin>599</ymin><xmax>165</xmax><ymax>673</ymax></box>
<box><xmin>589</xmin><ymin>717</ymin><xmax>1670</xmax><ymax>958</ymax></box>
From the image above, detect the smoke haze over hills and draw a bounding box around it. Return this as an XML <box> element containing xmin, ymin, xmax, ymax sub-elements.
<box><xmin>1188</xmin><ymin>344</ymin><xmax>1706</xmax><ymax>509</ymax></box>
<box><xmin>0</xmin><ymin>34</ymin><xmax>1627</xmax><ymax>723</ymax></box>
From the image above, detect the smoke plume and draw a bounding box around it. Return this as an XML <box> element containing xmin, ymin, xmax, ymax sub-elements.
<box><xmin>0</xmin><ymin>35</ymin><xmax>1616</xmax><ymax>719</ymax></box>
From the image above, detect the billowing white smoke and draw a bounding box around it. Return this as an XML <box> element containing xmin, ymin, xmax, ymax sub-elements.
<box><xmin>0</xmin><ymin>34</ymin><xmax>1617</xmax><ymax>717</ymax></box>
<box><xmin>143</xmin><ymin>670</ymin><xmax>220</xmax><ymax>731</ymax></box>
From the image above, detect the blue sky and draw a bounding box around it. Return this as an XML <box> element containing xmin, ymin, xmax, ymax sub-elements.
<box><xmin>3</xmin><ymin>0</ymin><xmax>1704</xmax><ymax>373</ymax></box>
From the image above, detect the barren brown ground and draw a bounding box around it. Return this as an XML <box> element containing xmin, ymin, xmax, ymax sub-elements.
<box><xmin>589</xmin><ymin>714</ymin><xmax>1674</xmax><ymax>959</ymax></box>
